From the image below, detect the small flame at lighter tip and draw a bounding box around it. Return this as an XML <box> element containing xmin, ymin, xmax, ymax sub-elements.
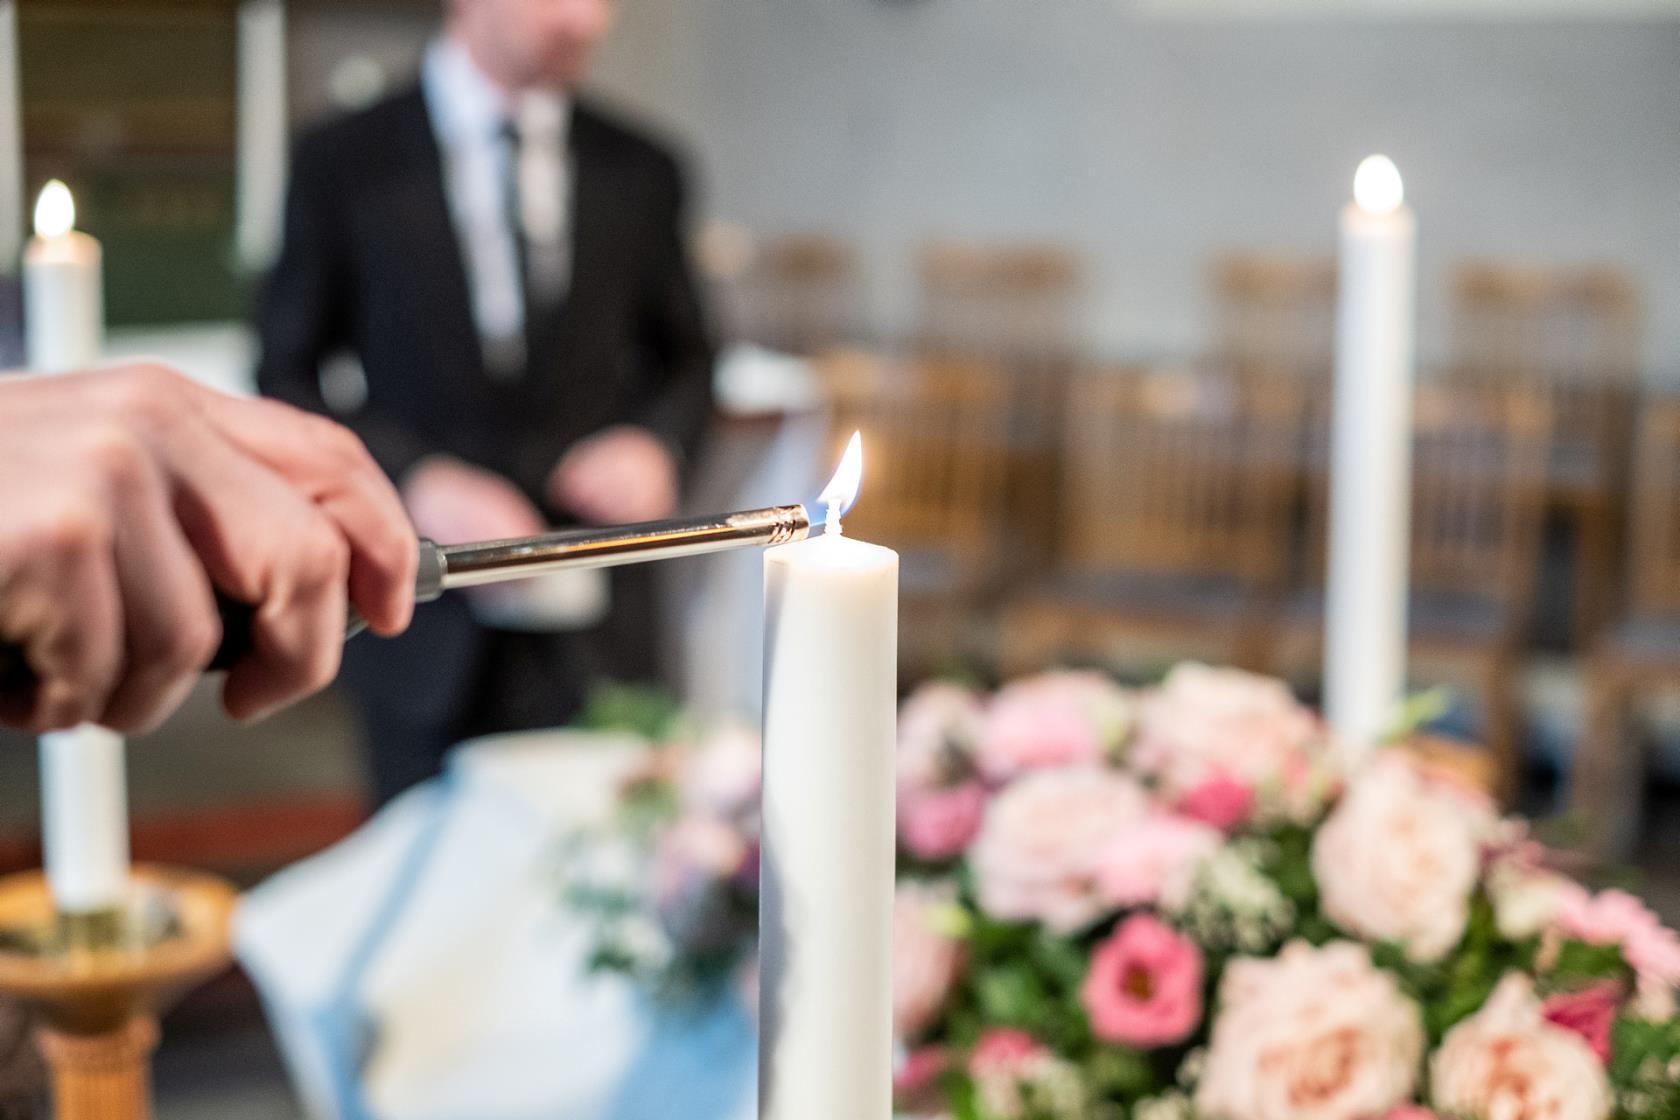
<box><xmin>818</xmin><ymin>431</ymin><xmax>863</xmax><ymax>531</ymax></box>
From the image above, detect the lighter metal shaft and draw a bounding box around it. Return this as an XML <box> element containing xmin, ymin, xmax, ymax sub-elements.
<box><xmin>435</xmin><ymin>504</ymin><xmax>812</xmax><ymax>590</ymax></box>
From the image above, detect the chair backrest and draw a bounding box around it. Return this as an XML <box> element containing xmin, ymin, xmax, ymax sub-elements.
<box><xmin>1304</xmin><ymin>383</ymin><xmax>1551</xmax><ymax>608</ymax></box>
<box><xmin>1212</xmin><ymin>252</ymin><xmax>1337</xmax><ymax>382</ymax></box>
<box><xmin>706</xmin><ymin>231</ymin><xmax>861</xmax><ymax>355</ymax></box>
<box><xmin>818</xmin><ymin>353</ymin><xmax>1013</xmax><ymax>584</ymax></box>
<box><xmin>915</xmin><ymin>241</ymin><xmax>1082</xmax><ymax>371</ymax></box>
<box><xmin>1626</xmin><ymin>398</ymin><xmax>1680</xmax><ymax>618</ymax></box>
<box><xmin>1059</xmin><ymin>365</ymin><xmax>1304</xmax><ymax>589</ymax></box>
<box><xmin>1448</xmin><ymin>262</ymin><xmax>1640</xmax><ymax>460</ymax></box>
<box><xmin>1408</xmin><ymin>383</ymin><xmax>1552</xmax><ymax>604</ymax></box>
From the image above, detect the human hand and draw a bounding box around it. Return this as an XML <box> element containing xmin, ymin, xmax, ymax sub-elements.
<box><xmin>0</xmin><ymin>364</ymin><xmax>418</xmax><ymax>732</ymax></box>
<box><xmin>400</xmin><ymin>456</ymin><xmax>547</xmax><ymax>545</ymax></box>
<box><xmin>546</xmin><ymin>425</ymin><xmax>678</xmax><ymax>525</ymax></box>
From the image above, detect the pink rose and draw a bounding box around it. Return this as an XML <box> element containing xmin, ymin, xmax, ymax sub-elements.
<box><xmin>1130</xmin><ymin>664</ymin><xmax>1333</xmax><ymax>823</ymax></box>
<box><xmin>1431</xmin><ymin>974</ymin><xmax>1611</xmax><ymax>1120</ymax></box>
<box><xmin>975</xmin><ymin>671</ymin><xmax>1132</xmax><ymax>782</ymax></box>
<box><xmin>1555</xmin><ymin>887</ymin><xmax>1680</xmax><ymax>992</ymax></box>
<box><xmin>971</xmin><ymin>768</ymin><xmax>1150</xmax><ymax>932</ymax></box>
<box><xmin>1540</xmin><ymin>983</ymin><xmax>1620</xmax><ymax>1064</ymax></box>
<box><xmin>1383</xmin><ymin>1109</ymin><xmax>1438</xmax><ymax>1120</ymax></box>
<box><xmin>1177</xmin><ymin>773</ymin><xmax>1255</xmax><ymax>831</ymax></box>
<box><xmin>968</xmin><ymin>1028</ymin><xmax>1046</xmax><ymax>1075</ymax></box>
<box><xmin>1197</xmin><ymin>940</ymin><xmax>1424</xmax><ymax>1120</ymax></box>
<box><xmin>1095</xmin><ymin>813</ymin><xmax>1221</xmax><ymax>912</ymax></box>
<box><xmin>900</xmin><ymin>781</ymin><xmax>986</xmax><ymax>861</ymax></box>
<box><xmin>893</xmin><ymin>881</ymin><xmax>965</xmax><ymax>1041</ymax></box>
<box><xmin>893</xmin><ymin>1045</ymin><xmax>950</xmax><ymax>1113</ymax></box>
<box><xmin>897</xmin><ymin>682</ymin><xmax>985</xmax><ymax>799</ymax></box>
<box><xmin>1081</xmin><ymin>914</ymin><xmax>1203</xmax><ymax>1047</ymax></box>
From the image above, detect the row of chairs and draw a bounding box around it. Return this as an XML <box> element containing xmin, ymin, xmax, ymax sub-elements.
<box><xmin>824</xmin><ymin>353</ymin><xmax>1674</xmax><ymax>808</ymax></box>
<box><xmin>707</xmin><ymin>234</ymin><xmax>1644</xmax><ymax>646</ymax></box>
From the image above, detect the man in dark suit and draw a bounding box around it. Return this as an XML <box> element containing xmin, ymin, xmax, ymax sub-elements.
<box><xmin>257</xmin><ymin>0</ymin><xmax>714</xmax><ymax>804</ymax></box>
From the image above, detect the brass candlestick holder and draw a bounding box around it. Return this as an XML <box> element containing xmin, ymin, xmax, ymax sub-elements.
<box><xmin>0</xmin><ymin>866</ymin><xmax>236</xmax><ymax>1120</ymax></box>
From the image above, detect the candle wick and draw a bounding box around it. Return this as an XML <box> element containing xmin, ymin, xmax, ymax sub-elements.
<box><xmin>825</xmin><ymin>501</ymin><xmax>844</xmax><ymax>536</ymax></box>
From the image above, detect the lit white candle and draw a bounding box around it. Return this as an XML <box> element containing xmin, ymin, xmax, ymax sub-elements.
<box><xmin>24</xmin><ymin>180</ymin><xmax>103</xmax><ymax>372</ymax></box>
<box><xmin>1324</xmin><ymin>154</ymin><xmax>1416</xmax><ymax>749</ymax></box>
<box><xmin>0</xmin><ymin>1</ymin><xmax>22</xmax><ymax>269</ymax></box>
<box><xmin>23</xmin><ymin>180</ymin><xmax>128</xmax><ymax>916</ymax></box>
<box><xmin>760</xmin><ymin>433</ymin><xmax>897</xmax><ymax>1120</ymax></box>
<box><xmin>235</xmin><ymin>0</ymin><xmax>288</xmax><ymax>273</ymax></box>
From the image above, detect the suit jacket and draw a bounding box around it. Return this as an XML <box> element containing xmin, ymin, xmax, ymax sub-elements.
<box><xmin>256</xmin><ymin>87</ymin><xmax>714</xmax><ymax>731</ymax></box>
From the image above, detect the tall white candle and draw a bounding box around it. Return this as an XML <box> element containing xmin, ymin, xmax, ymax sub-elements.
<box><xmin>0</xmin><ymin>0</ymin><xmax>22</xmax><ymax>270</ymax></box>
<box><xmin>760</xmin><ymin>433</ymin><xmax>897</xmax><ymax>1120</ymax></box>
<box><xmin>235</xmin><ymin>0</ymin><xmax>288</xmax><ymax>273</ymax></box>
<box><xmin>23</xmin><ymin>180</ymin><xmax>128</xmax><ymax>914</ymax></box>
<box><xmin>1324</xmin><ymin>154</ymin><xmax>1417</xmax><ymax>749</ymax></box>
<box><xmin>24</xmin><ymin>180</ymin><xmax>102</xmax><ymax>372</ymax></box>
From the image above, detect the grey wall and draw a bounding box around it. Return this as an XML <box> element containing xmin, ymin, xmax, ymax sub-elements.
<box><xmin>588</xmin><ymin>3</ymin><xmax>1680</xmax><ymax>377</ymax></box>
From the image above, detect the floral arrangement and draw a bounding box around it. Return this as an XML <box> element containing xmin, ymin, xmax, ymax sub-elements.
<box><xmin>568</xmin><ymin>664</ymin><xmax>1680</xmax><ymax>1120</ymax></box>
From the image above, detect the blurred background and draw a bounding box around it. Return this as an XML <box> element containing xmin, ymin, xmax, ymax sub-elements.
<box><xmin>0</xmin><ymin>0</ymin><xmax>1675</xmax><ymax>1114</ymax></box>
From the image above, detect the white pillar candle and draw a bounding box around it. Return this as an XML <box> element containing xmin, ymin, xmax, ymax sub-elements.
<box><xmin>1324</xmin><ymin>154</ymin><xmax>1417</xmax><ymax>749</ymax></box>
<box><xmin>760</xmin><ymin>433</ymin><xmax>896</xmax><ymax>1120</ymax></box>
<box><xmin>235</xmin><ymin>0</ymin><xmax>288</xmax><ymax>273</ymax></box>
<box><xmin>0</xmin><ymin>0</ymin><xmax>22</xmax><ymax>271</ymax></box>
<box><xmin>24</xmin><ymin>180</ymin><xmax>102</xmax><ymax>372</ymax></box>
<box><xmin>23</xmin><ymin>180</ymin><xmax>128</xmax><ymax>914</ymax></box>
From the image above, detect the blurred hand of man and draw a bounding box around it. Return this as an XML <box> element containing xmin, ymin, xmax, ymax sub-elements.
<box><xmin>546</xmin><ymin>425</ymin><xmax>678</xmax><ymax>525</ymax></box>
<box><xmin>0</xmin><ymin>365</ymin><xmax>418</xmax><ymax>733</ymax></box>
<box><xmin>401</xmin><ymin>455</ymin><xmax>547</xmax><ymax>544</ymax></box>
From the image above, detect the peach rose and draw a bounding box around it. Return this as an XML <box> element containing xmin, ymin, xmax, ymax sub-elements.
<box><xmin>1430</xmin><ymin>974</ymin><xmax>1611</xmax><ymax>1120</ymax></box>
<box><xmin>970</xmin><ymin>767</ymin><xmax>1149</xmax><ymax>932</ymax></box>
<box><xmin>1196</xmin><ymin>940</ymin><xmax>1423</xmax><ymax>1120</ymax></box>
<box><xmin>893</xmin><ymin>881</ymin><xmax>965</xmax><ymax>1041</ymax></box>
<box><xmin>897</xmin><ymin>682</ymin><xmax>985</xmax><ymax>797</ymax></box>
<box><xmin>1311</xmin><ymin>754</ymin><xmax>1491</xmax><ymax>962</ymax></box>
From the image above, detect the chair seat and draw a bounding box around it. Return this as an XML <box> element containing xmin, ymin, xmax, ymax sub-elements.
<box><xmin>1599</xmin><ymin>615</ymin><xmax>1680</xmax><ymax>666</ymax></box>
<box><xmin>1284</xmin><ymin>589</ymin><xmax>1514</xmax><ymax>646</ymax></box>
<box><xmin>1023</xmin><ymin>569</ymin><xmax>1259</xmax><ymax>623</ymax></box>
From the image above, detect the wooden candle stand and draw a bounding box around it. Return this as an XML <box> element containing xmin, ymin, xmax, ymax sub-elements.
<box><xmin>0</xmin><ymin>866</ymin><xmax>236</xmax><ymax>1120</ymax></box>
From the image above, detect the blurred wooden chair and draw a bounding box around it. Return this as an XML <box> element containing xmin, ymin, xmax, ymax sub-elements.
<box><xmin>1000</xmin><ymin>364</ymin><xmax>1304</xmax><ymax>676</ymax></box>
<box><xmin>1212</xmin><ymin>252</ymin><xmax>1337</xmax><ymax>383</ymax></box>
<box><xmin>915</xmin><ymin>241</ymin><xmax>1085</xmax><ymax>575</ymax></box>
<box><xmin>819</xmin><ymin>353</ymin><xmax>1014</xmax><ymax>677</ymax></box>
<box><xmin>700</xmin><ymin>228</ymin><xmax>862</xmax><ymax>355</ymax></box>
<box><xmin>1448</xmin><ymin>262</ymin><xmax>1641</xmax><ymax>640</ymax></box>
<box><xmin>1275</xmin><ymin>383</ymin><xmax>1552</xmax><ymax>799</ymax></box>
<box><xmin>1570</xmin><ymin>397</ymin><xmax>1680</xmax><ymax>857</ymax></box>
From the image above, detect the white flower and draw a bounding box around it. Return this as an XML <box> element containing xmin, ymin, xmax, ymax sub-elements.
<box><xmin>1311</xmin><ymin>753</ymin><xmax>1492</xmax><ymax>962</ymax></box>
<box><xmin>970</xmin><ymin>767</ymin><xmax>1150</xmax><ymax>932</ymax></box>
<box><xmin>1196</xmin><ymin>940</ymin><xmax>1424</xmax><ymax>1120</ymax></box>
<box><xmin>1486</xmin><ymin>853</ymin><xmax>1577</xmax><ymax>941</ymax></box>
<box><xmin>1431</xmin><ymin>973</ymin><xmax>1612</xmax><ymax>1120</ymax></box>
<box><xmin>682</xmin><ymin>723</ymin><xmax>762</xmax><ymax>819</ymax></box>
<box><xmin>1174</xmin><ymin>843</ymin><xmax>1293</xmax><ymax>953</ymax></box>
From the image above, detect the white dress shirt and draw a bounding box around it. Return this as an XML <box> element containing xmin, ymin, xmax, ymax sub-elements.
<box><xmin>422</xmin><ymin>38</ymin><xmax>572</xmax><ymax>377</ymax></box>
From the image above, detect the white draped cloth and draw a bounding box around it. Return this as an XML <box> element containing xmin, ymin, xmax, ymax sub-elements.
<box><xmin>235</xmin><ymin>732</ymin><xmax>757</xmax><ymax>1120</ymax></box>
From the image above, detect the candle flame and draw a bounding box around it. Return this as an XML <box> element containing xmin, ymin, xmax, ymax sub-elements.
<box><xmin>1352</xmin><ymin>155</ymin><xmax>1404</xmax><ymax>215</ymax></box>
<box><xmin>33</xmin><ymin>180</ymin><xmax>76</xmax><ymax>239</ymax></box>
<box><xmin>818</xmin><ymin>431</ymin><xmax>863</xmax><ymax>528</ymax></box>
